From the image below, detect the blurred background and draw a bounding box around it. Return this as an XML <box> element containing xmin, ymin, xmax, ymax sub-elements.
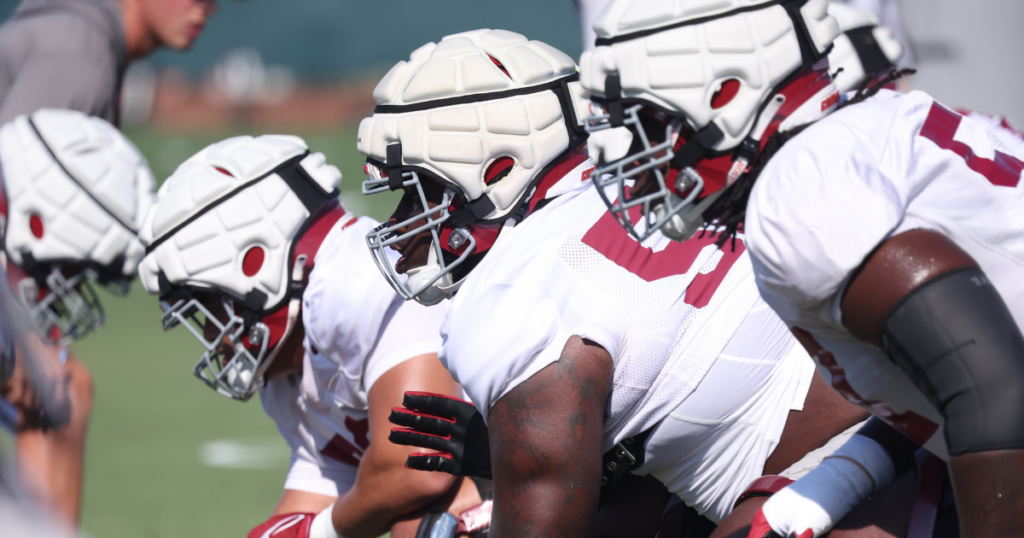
<box><xmin>0</xmin><ymin>0</ymin><xmax>1019</xmax><ymax>536</ymax></box>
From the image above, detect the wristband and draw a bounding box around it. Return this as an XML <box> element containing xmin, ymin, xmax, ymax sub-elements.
<box><xmin>760</xmin><ymin>434</ymin><xmax>895</xmax><ymax>537</ymax></box>
<box><xmin>309</xmin><ymin>505</ymin><xmax>342</xmax><ymax>538</ymax></box>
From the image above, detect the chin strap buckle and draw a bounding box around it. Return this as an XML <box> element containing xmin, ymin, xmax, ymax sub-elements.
<box><xmin>387</xmin><ymin>143</ymin><xmax>404</xmax><ymax>191</ymax></box>
<box><xmin>599</xmin><ymin>428</ymin><xmax>653</xmax><ymax>505</ymax></box>
<box><xmin>604</xmin><ymin>74</ymin><xmax>625</xmax><ymax>128</ymax></box>
<box><xmin>449</xmin><ymin>195</ymin><xmax>496</xmax><ymax>228</ymax></box>
<box><xmin>240</xmin><ymin>289</ymin><xmax>267</xmax><ymax>332</ymax></box>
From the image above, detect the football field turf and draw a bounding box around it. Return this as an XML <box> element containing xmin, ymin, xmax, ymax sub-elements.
<box><xmin>66</xmin><ymin>127</ymin><xmax>400</xmax><ymax>538</ymax></box>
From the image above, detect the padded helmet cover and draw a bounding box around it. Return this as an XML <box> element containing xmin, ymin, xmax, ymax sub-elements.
<box><xmin>827</xmin><ymin>2</ymin><xmax>904</xmax><ymax>93</ymax></box>
<box><xmin>581</xmin><ymin>0</ymin><xmax>840</xmax><ymax>151</ymax></box>
<box><xmin>358</xmin><ymin>29</ymin><xmax>590</xmax><ymax>222</ymax></box>
<box><xmin>137</xmin><ymin>135</ymin><xmax>342</xmax><ymax>309</ymax></box>
<box><xmin>0</xmin><ymin>109</ymin><xmax>155</xmax><ymax>276</ymax></box>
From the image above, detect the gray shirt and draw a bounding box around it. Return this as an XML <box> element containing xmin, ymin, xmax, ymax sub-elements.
<box><xmin>0</xmin><ymin>0</ymin><xmax>126</xmax><ymax>125</ymax></box>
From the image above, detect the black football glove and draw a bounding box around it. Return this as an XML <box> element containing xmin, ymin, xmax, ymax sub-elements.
<box><xmin>388</xmin><ymin>391</ymin><xmax>492</xmax><ymax>480</ymax></box>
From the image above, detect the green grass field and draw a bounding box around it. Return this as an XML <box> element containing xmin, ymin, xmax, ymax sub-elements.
<box><xmin>62</xmin><ymin>126</ymin><xmax>401</xmax><ymax>537</ymax></box>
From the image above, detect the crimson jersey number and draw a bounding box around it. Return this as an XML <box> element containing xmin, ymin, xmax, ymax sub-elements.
<box><xmin>321</xmin><ymin>416</ymin><xmax>370</xmax><ymax>466</ymax></box>
<box><xmin>582</xmin><ymin>210</ymin><xmax>744</xmax><ymax>309</ymax></box>
<box><xmin>920</xmin><ymin>103</ymin><xmax>1023</xmax><ymax>188</ymax></box>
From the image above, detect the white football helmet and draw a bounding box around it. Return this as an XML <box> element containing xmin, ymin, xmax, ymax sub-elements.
<box><xmin>137</xmin><ymin>135</ymin><xmax>345</xmax><ymax>401</ymax></box>
<box><xmin>581</xmin><ymin>0</ymin><xmax>841</xmax><ymax>241</ymax></box>
<box><xmin>359</xmin><ymin>29</ymin><xmax>592</xmax><ymax>305</ymax></box>
<box><xmin>0</xmin><ymin>109</ymin><xmax>155</xmax><ymax>344</ymax></box>
<box><xmin>827</xmin><ymin>2</ymin><xmax>904</xmax><ymax>93</ymax></box>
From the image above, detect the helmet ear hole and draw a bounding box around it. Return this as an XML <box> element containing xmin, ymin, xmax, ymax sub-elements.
<box><xmin>29</xmin><ymin>214</ymin><xmax>44</xmax><ymax>239</ymax></box>
<box><xmin>710</xmin><ymin>79</ymin><xmax>741</xmax><ymax>110</ymax></box>
<box><xmin>485</xmin><ymin>157</ymin><xmax>515</xmax><ymax>185</ymax></box>
<box><xmin>242</xmin><ymin>246</ymin><xmax>265</xmax><ymax>277</ymax></box>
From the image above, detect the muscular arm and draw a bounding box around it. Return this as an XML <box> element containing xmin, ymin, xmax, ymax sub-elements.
<box><xmin>842</xmin><ymin>228</ymin><xmax>1024</xmax><ymax>536</ymax></box>
<box><xmin>329</xmin><ymin>354</ymin><xmax>460</xmax><ymax>538</ymax></box>
<box><xmin>840</xmin><ymin>228</ymin><xmax>978</xmax><ymax>345</ymax></box>
<box><xmin>488</xmin><ymin>336</ymin><xmax>613</xmax><ymax>538</ymax></box>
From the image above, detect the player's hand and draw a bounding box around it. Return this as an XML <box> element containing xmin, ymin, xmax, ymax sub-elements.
<box><xmin>747</xmin><ymin>507</ymin><xmax>784</xmax><ymax>538</ymax></box>
<box><xmin>388</xmin><ymin>391</ymin><xmax>492</xmax><ymax>480</ymax></box>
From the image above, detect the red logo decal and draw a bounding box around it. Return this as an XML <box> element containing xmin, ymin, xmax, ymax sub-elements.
<box><xmin>581</xmin><ymin>166</ymin><xmax>596</xmax><ymax>182</ymax></box>
<box><xmin>820</xmin><ymin>92</ymin><xmax>840</xmax><ymax>111</ymax></box>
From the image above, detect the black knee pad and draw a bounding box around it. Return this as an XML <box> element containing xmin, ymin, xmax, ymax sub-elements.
<box><xmin>881</xmin><ymin>267</ymin><xmax>1024</xmax><ymax>455</ymax></box>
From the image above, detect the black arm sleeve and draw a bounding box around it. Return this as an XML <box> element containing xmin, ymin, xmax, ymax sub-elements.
<box><xmin>881</xmin><ymin>268</ymin><xmax>1024</xmax><ymax>455</ymax></box>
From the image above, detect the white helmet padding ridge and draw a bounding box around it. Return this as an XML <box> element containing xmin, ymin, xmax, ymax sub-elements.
<box><xmin>582</xmin><ymin>0</ymin><xmax>840</xmax><ymax>242</ymax></box>
<box><xmin>360</xmin><ymin>29</ymin><xmax>594</xmax><ymax>305</ymax></box>
<box><xmin>137</xmin><ymin>135</ymin><xmax>345</xmax><ymax>400</ymax></box>
<box><xmin>0</xmin><ymin>108</ymin><xmax>156</xmax><ymax>344</ymax></box>
<box><xmin>827</xmin><ymin>2</ymin><xmax>903</xmax><ymax>93</ymax></box>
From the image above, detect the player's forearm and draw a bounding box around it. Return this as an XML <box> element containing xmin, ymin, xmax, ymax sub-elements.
<box><xmin>330</xmin><ymin>448</ymin><xmax>455</xmax><ymax>538</ymax></box>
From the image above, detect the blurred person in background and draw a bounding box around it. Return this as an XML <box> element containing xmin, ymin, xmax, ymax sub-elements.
<box><xmin>0</xmin><ymin>285</ymin><xmax>77</xmax><ymax>538</ymax></box>
<box><xmin>0</xmin><ymin>0</ymin><xmax>211</xmax><ymax>527</ymax></box>
<box><xmin>137</xmin><ymin>135</ymin><xmax>490</xmax><ymax>538</ymax></box>
<box><xmin>0</xmin><ymin>0</ymin><xmax>218</xmax><ymax>125</ymax></box>
<box><xmin>0</xmin><ymin>108</ymin><xmax>155</xmax><ymax>528</ymax></box>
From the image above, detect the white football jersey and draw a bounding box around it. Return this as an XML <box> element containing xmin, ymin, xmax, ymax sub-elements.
<box><xmin>747</xmin><ymin>89</ymin><xmax>1024</xmax><ymax>460</ymax></box>
<box><xmin>441</xmin><ymin>168</ymin><xmax>815</xmax><ymax>520</ymax></box>
<box><xmin>260</xmin><ymin>216</ymin><xmax>445</xmax><ymax>497</ymax></box>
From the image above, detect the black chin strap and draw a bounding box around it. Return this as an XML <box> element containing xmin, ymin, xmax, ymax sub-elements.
<box><xmin>670</xmin><ymin>122</ymin><xmax>725</xmax><ymax>170</ymax></box>
<box><xmin>605</xmin><ymin>74</ymin><xmax>625</xmax><ymax>128</ymax></box>
<box><xmin>449</xmin><ymin>196</ymin><xmax>496</xmax><ymax>229</ymax></box>
<box><xmin>241</xmin><ymin>289</ymin><xmax>267</xmax><ymax>331</ymax></box>
<box><xmin>387</xmin><ymin>143</ymin><xmax>405</xmax><ymax>191</ymax></box>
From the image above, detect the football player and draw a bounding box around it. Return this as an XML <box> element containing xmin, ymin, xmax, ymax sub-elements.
<box><xmin>581</xmin><ymin>0</ymin><xmax>1024</xmax><ymax>536</ymax></box>
<box><xmin>136</xmin><ymin>135</ymin><xmax>488</xmax><ymax>538</ymax></box>
<box><xmin>359</xmin><ymin>29</ymin><xmax>870</xmax><ymax>538</ymax></box>
<box><xmin>0</xmin><ymin>108</ymin><xmax>155</xmax><ymax>526</ymax></box>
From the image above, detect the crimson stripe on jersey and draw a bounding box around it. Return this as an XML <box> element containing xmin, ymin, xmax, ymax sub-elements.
<box><xmin>582</xmin><ymin>210</ymin><xmax>745</xmax><ymax>307</ymax></box>
<box><xmin>321</xmin><ymin>434</ymin><xmax>363</xmax><ymax>466</ymax></box>
<box><xmin>345</xmin><ymin>416</ymin><xmax>370</xmax><ymax>451</ymax></box>
<box><xmin>920</xmin><ymin>103</ymin><xmax>1023</xmax><ymax>188</ymax></box>
<box><xmin>791</xmin><ymin>327</ymin><xmax>939</xmax><ymax>446</ymax></box>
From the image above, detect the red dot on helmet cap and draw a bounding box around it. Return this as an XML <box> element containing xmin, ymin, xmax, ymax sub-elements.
<box><xmin>214</xmin><ymin>166</ymin><xmax>234</xmax><ymax>177</ymax></box>
<box><xmin>710</xmin><ymin>79</ymin><xmax>741</xmax><ymax>110</ymax></box>
<box><xmin>242</xmin><ymin>246</ymin><xmax>265</xmax><ymax>277</ymax></box>
<box><xmin>29</xmin><ymin>214</ymin><xmax>44</xmax><ymax>239</ymax></box>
